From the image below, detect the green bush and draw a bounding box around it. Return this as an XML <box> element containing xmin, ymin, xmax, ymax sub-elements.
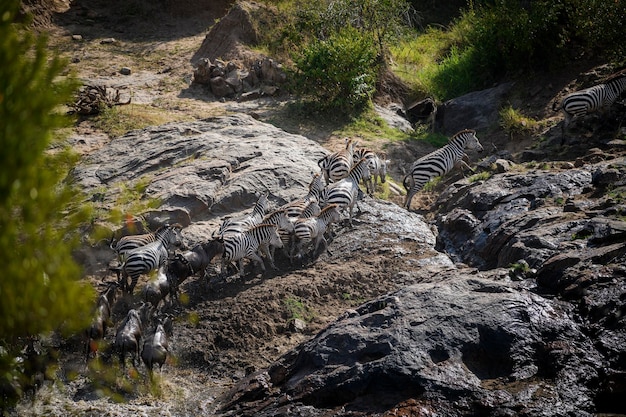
<box><xmin>291</xmin><ymin>26</ymin><xmax>379</xmax><ymax>112</ymax></box>
<box><xmin>0</xmin><ymin>0</ymin><xmax>93</xmax><ymax>408</ymax></box>
<box><xmin>395</xmin><ymin>0</ymin><xmax>625</xmax><ymax>101</ymax></box>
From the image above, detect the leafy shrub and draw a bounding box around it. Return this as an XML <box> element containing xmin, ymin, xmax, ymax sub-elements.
<box><xmin>1</xmin><ymin>0</ymin><xmax>93</xmax><ymax>408</ymax></box>
<box><xmin>291</xmin><ymin>26</ymin><xmax>378</xmax><ymax>112</ymax></box>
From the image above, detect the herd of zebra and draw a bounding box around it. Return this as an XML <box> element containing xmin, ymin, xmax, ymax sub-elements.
<box><xmin>84</xmin><ymin>71</ymin><xmax>626</xmax><ymax>376</ymax></box>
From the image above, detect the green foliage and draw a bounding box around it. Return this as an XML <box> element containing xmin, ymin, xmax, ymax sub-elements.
<box><xmin>291</xmin><ymin>26</ymin><xmax>379</xmax><ymax>112</ymax></box>
<box><xmin>0</xmin><ymin>0</ymin><xmax>93</xmax><ymax>407</ymax></box>
<box><xmin>284</xmin><ymin>297</ymin><xmax>315</xmax><ymax>322</ymax></box>
<box><xmin>393</xmin><ymin>0</ymin><xmax>625</xmax><ymax>101</ymax></box>
<box><xmin>468</xmin><ymin>171</ymin><xmax>492</xmax><ymax>183</ymax></box>
<box><xmin>291</xmin><ymin>0</ymin><xmax>415</xmax><ymax>59</ymax></box>
<box><xmin>499</xmin><ymin>105</ymin><xmax>538</xmax><ymax>135</ymax></box>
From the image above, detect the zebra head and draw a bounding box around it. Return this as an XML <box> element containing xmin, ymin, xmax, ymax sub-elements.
<box><xmin>320</xmin><ymin>204</ymin><xmax>341</xmax><ymax>224</ymax></box>
<box><xmin>308</xmin><ymin>173</ymin><xmax>324</xmax><ymax>197</ymax></box>
<box><xmin>455</xmin><ymin>129</ymin><xmax>483</xmax><ymax>153</ymax></box>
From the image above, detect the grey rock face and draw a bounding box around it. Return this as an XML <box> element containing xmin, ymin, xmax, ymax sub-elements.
<box><xmin>72</xmin><ymin>114</ymin><xmax>327</xmax><ymax>237</ymax></box>
<box><xmin>435</xmin><ymin>83</ymin><xmax>513</xmax><ymax>136</ymax></box>
<box><xmin>435</xmin><ymin>168</ymin><xmax>595</xmax><ymax>269</ymax></box>
<box><xmin>220</xmin><ymin>272</ymin><xmax>601</xmax><ymax>416</ymax></box>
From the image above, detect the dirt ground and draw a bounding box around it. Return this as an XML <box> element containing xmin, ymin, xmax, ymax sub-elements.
<box><xmin>19</xmin><ymin>0</ymin><xmax>623</xmax><ymax>414</ymax></box>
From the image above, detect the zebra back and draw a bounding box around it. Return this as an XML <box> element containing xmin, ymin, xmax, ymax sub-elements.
<box><xmin>294</xmin><ymin>204</ymin><xmax>340</xmax><ymax>239</ymax></box>
<box><xmin>318</xmin><ymin>138</ymin><xmax>356</xmax><ymax>184</ymax></box>
<box><xmin>559</xmin><ymin>75</ymin><xmax>626</xmax><ymax>119</ymax></box>
<box><xmin>112</xmin><ymin>227</ymin><xmax>160</xmax><ymax>261</ymax></box>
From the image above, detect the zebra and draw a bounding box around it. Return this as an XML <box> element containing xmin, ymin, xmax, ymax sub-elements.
<box><xmin>218</xmin><ymin>224</ymin><xmax>283</xmax><ymax>279</ymax></box>
<box><xmin>317</xmin><ymin>138</ymin><xmax>357</xmax><ymax>184</ymax></box>
<box><xmin>293</xmin><ymin>204</ymin><xmax>342</xmax><ymax>260</ymax></box>
<box><xmin>319</xmin><ymin>157</ymin><xmax>370</xmax><ymax>226</ymax></box>
<box><xmin>215</xmin><ymin>192</ymin><xmax>270</xmax><ymax>237</ymax></box>
<box><xmin>553</xmin><ymin>74</ymin><xmax>626</xmax><ymax>134</ymax></box>
<box><xmin>115</xmin><ymin>224</ymin><xmax>182</xmax><ymax>295</ymax></box>
<box><xmin>110</xmin><ymin>224</ymin><xmax>178</xmax><ymax>264</ymax></box>
<box><xmin>403</xmin><ymin>129</ymin><xmax>483</xmax><ymax>210</ymax></box>
<box><xmin>258</xmin><ymin>209</ymin><xmax>294</xmax><ymax>269</ymax></box>
<box><xmin>353</xmin><ymin>148</ymin><xmax>390</xmax><ymax>196</ymax></box>
<box><xmin>279</xmin><ymin>173</ymin><xmax>324</xmax><ymax>218</ymax></box>
<box><xmin>279</xmin><ymin>200</ymin><xmax>322</xmax><ymax>261</ymax></box>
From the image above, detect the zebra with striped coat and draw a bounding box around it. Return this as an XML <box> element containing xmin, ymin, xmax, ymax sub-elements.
<box><xmin>279</xmin><ymin>173</ymin><xmax>324</xmax><ymax>218</ymax></box>
<box><xmin>258</xmin><ymin>209</ymin><xmax>294</xmax><ymax>269</ymax></box>
<box><xmin>293</xmin><ymin>204</ymin><xmax>342</xmax><ymax>260</ymax></box>
<box><xmin>216</xmin><ymin>192</ymin><xmax>270</xmax><ymax>237</ymax></box>
<box><xmin>403</xmin><ymin>129</ymin><xmax>483</xmax><ymax>210</ymax></box>
<box><xmin>353</xmin><ymin>148</ymin><xmax>390</xmax><ymax>196</ymax></box>
<box><xmin>219</xmin><ymin>224</ymin><xmax>283</xmax><ymax>279</ymax></box>
<box><xmin>319</xmin><ymin>158</ymin><xmax>370</xmax><ymax>226</ymax></box>
<box><xmin>317</xmin><ymin>138</ymin><xmax>357</xmax><ymax>184</ymax></box>
<box><xmin>111</xmin><ymin>224</ymin><xmax>178</xmax><ymax>264</ymax></box>
<box><xmin>116</xmin><ymin>224</ymin><xmax>182</xmax><ymax>295</ymax></box>
<box><xmin>553</xmin><ymin>74</ymin><xmax>626</xmax><ymax>133</ymax></box>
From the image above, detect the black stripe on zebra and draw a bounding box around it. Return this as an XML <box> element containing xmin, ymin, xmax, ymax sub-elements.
<box><xmin>119</xmin><ymin>224</ymin><xmax>182</xmax><ymax>295</ymax></box>
<box><xmin>317</xmin><ymin>138</ymin><xmax>357</xmax><ymax>184</ymax></box>
<box><xmin>403</xmin><ymin>129</ymin><xmax>483</xmax><ymax>210</ymax></box>
<box><xmin>219</xmin><ymin>224</ymin><xmax>283</xmax><ymax>279</ymax></box>
<box><xmin>319</xmin><ymin>157</ymin><xmax>370</xmax><ymax>226</ymax></box>
<box><xmin>280</xmin><ymin>173</ymin><xmax>324</xmax><ymax>218</ymax></box>
<box><xmin>554</xmin><ymin>75</ymin><xmax>626</xmax><ymax>130</ymax></box>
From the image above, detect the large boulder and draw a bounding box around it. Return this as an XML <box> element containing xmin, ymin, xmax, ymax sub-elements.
<box><xmin>218</xmin><ymin>272</ymin><xmax>602</xmax><ymax>416</ymax></box>
<box><xmin>435</xmin><ymin>83</ymin><xmax>513</xmax><ymax>136</ymax></box>
<box><xmin>71</xmin><ymin>114</ymin><xmax>327</xmax><ymax>241</ymax></box>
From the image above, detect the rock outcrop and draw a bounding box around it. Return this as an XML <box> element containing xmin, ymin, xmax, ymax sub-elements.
<box><xmin>68</xmin><ymin>115</ymin><xmax>626</xmax><ymax>417</ymax></box>
<box><xmin>220</xmin><ymin>272</ymin><xmax>602</xmax><ymax>416</ymax></box>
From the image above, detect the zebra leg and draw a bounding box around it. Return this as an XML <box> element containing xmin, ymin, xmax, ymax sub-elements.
<box><xmin>404</xmin><ymin>189</ymin><xmax>417</xmax><ymax>210</ymax></box>
<box><xmin>246</xmin><ymin>252</ymin><xmax>266</xmax><ymax>276</ymax></box>
<box><xmin>128</xmin><ymin>274</ymin><xmax>139</xmax><ymax>295</ymax></box>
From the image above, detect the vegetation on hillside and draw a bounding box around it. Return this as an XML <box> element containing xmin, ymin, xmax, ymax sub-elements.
<box><xmin>262</xmin><ymin>0</ymin><xmax>625</xmax><ymax>108</ymax></box>
<box><xmin>0</xmin><ymin>0</ymin><xmax>93</xmax><ymax>408</ymax></box>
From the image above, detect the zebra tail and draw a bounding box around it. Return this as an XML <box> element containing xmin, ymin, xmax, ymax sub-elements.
<box><xmin>552</xmin><ymin>99</ymin><xmax>561</xmax><ymax>112</ymax></box>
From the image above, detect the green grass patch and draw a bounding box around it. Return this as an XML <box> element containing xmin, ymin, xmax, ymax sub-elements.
<box><xmin>468</xmin><ymin>171</ymin><xmax>491</xmax><ymax>183</ymax></box>
<box><xmin>284</xmin><ymin>296</ymin><xmax>315</xmax><ymax>322</ymax></box>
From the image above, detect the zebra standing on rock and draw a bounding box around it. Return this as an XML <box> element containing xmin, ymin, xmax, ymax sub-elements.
<box><xmin>553</xmin><ymin>74</ymin><xmax>626</xmax><ymax>134</ymax></box>
<box><xmin>353</xmin><ymin>147</ymin><xmax>390</xmax><ymax>196</ymax></box>
<box><xmin>216</xmin><ymin>192</ymin><xmax>270</xmax><ymax>237</ymax></box>
<box><xmin>111</xmin><ymin>224</ymin><xmax>176</xmax><ymax>264</ymax></box>
<box><xmin>218</xmin><ymin>223</ymin><xmax>283</xmax><ymax>279</ymax></box>
<box><xmin>319</xmin><ymin>158</ymin><xmax>371</xmax><ymax>226</ymax></box>
<box><xmin>403</xmin><ymin>129</ymin><xmax>483</xmax><ymax>210</ymax></box>
<box><xmin>318</xmin><ymin>138</ymin><xmax>357</xmax><ymax>184</ymax></box>
<box><xmin>293</xmin><ymin>204</ymin><xmax>342</xmax><ymax>260</ymax></box>
<box><xmin>115</xmin><ymin>224</ymin><xmax>182</xmax><ymax>295</ymax></box>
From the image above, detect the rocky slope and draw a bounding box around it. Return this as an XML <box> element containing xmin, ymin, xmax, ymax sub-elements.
<box><xmin>11</xmin><ymin>1</ymin><xmax>626</xmax><ymax>416</ymax></box>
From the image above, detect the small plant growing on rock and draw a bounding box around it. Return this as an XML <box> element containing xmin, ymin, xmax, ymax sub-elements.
<box><xmin>468</xmin><ymin>171</ymin><xmax>491</xmax><ymax>183</ymax></box>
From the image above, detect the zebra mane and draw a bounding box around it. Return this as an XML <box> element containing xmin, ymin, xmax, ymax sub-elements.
<box><xmin>350</xmin><ymin>157</ymin><xmax>368</xmax><ymax>170</ymax></box>
<box><xmin>450</xmin><ymin>129</ymin><xmax>476</xmax><ymax>141</ymax></box>
<box><xmin>320</xmin><ymin>204</ymin><xmax>338</xmax><ymax>214</ymax></box>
